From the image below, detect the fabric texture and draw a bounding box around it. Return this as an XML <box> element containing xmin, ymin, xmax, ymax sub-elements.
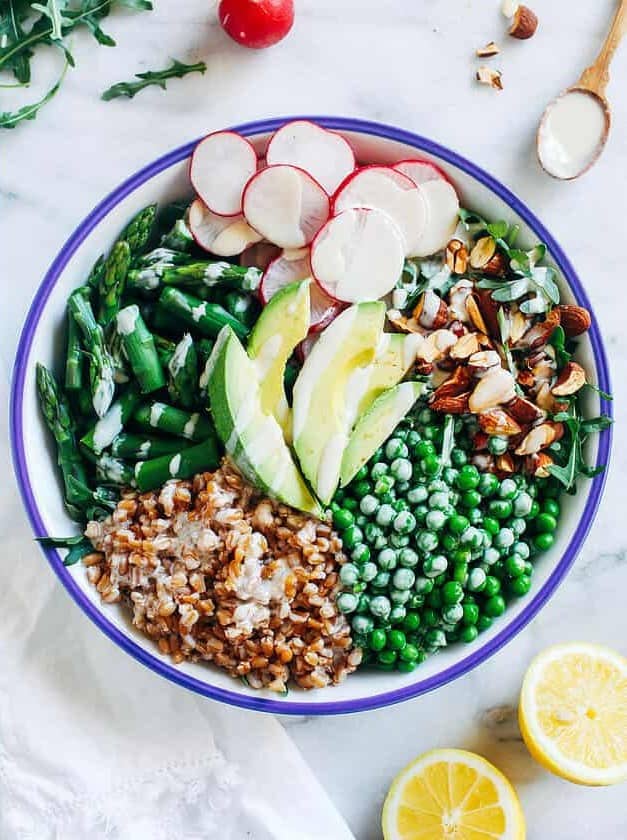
<box><xmin>0</xmin><ymin>359</ymin><xmax>354</xmax><ymax>840</ymax></box>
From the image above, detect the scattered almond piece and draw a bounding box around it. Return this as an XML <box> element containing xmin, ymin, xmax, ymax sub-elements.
<box><xmin>476</xmin><ymin>41</ymin><xmax>501</xmax><ymax>58</ymax></box>
<box><xmin>501</xmin><ymin>0</ymin><xmax>519</xmax><ymax>18</ymax></box>
<box><xmin>476</xmin><ymin>65</ymin><xmax>504</xmax><ymax>90</ymax></box>
<box><xmin>509</xmin><ymin>5</ymin><xmax>538</xmax><ymax>39</ymax></box>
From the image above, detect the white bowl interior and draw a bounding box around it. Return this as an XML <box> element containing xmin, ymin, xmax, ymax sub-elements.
<box><xmin>17</xmin><ymin>127</ymin><xmax>604</xmax><ymax>711</ymax></box>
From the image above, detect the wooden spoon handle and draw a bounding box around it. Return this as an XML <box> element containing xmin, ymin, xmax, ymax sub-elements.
<box><xmin>578</xmin><ymin>0</ymin><xmax>627</xmax><ymax>95</ymax></box>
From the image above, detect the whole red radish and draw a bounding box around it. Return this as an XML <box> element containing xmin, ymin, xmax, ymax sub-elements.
<box><xmin>218</xmin><ymin>0</ymin><xmax>294</xmax><ymax>49</ymax></box>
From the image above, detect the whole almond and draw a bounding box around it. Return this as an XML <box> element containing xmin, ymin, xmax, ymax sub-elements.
<box><xmin>514</xmin><ymin>308</ymin><xmax>561</xmax><ymax>350</ymax></box>
<box><xmin>552</xmin><ymin>361</ymin><xmax>586</xmax><ymax>396</ymax></box>
<box><xmin>515</xmin><ymin>422</ymin><xmax>563</xmax><ymax>456</ymax></box>
<box><xmin>556</xmin><ymin>304</ymin><xmax>592</xmax><ymax>337</ymax></box>
<box><xmin>507</xmin><ymin>395</ymin><xmax>546</xmax><ymax>424</ymax></box>
<box><xmin>509</xmin><ymin>5</ymin><xmax>538</xmax><ymax>39</ymax></box>
<box><xmin>525</xmin><ymin>452</ymin><xmax>553</xmax><ymax>478</ymax></box>
<box><xmin>433</xmin><ymin>366</ymin><xmax>475</xmax><ymax>399</ymax></box>
<box><xmin>479</xmin><ymin>409</ymin><xmax>522</xmax><ymax>436</ymax></box>
<box><xmin>450</xmin><ymin>332</ymin><xmax>481</xmax><ymax>360</ymax></box>
<box><xmin>431</xmin><ymin>393</ymin><xmax>471</xmax><ymax>414</ymax></box>
<box><xmin>469</xmin><ymin>368</ymin><xmax>517</xmax><ymax>412</ymax></box>
<box><xmin>414</xmin><ymin>290</ymin><xmax>449</xmax><ymax>330</ymax></box>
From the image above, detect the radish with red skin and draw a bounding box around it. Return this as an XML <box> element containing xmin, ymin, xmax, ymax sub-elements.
<box><xmin>239</xmin><ymin>241</ymin><xmax>281</xmax><ymax>271</ymax></box>
<box><xmin>189</xmin><ymin>131</ymin><xmax>257</xmax><ymax>217</ymax></box>
<box><xmin>260</xmin><ymin>249</ymin><xmax>342</xmax><ymax>331</ymax></box>
<box><xmin>409</xmin><ymin>179</ymin><xmax>460</xmax><ymax>257</ymax></box>
<box><xmin>242</xmin><ymin>164</ymin><xmax>330</xmax><ymax>250</ymax></box>
<box><xmin>218</xmin><ymin>0</ymin><xmax>294</xmax><ymax>49</ymax></box>
<box><xmin>393</xmin><ymin>158</ymin><xmax>450</xmax><ymax>185</ymax></box>
<box><xmin>266</xmin><ymin>120</ymin><xmax>355</xmax><ymax>194</ymax></box>
<box><xmin>296</xmin><ymin>334</ymin><xmax>318</xmax><ymax>364</ymax></box>
<box><xmin>188</xmin><ymin>198</ymin><xmax>262</xmax><ymax>256</ymax></box>
<box><xmin>310</xmin><ymin>208</ymin><xmax>405</xmax><ymax>304</ymax></box>
<box><xmin>332</xmin><ymin>165</ymin><xmax>427</xmax><ymax>256</ymax></box>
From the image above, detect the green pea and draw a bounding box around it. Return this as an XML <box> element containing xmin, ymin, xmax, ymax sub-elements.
<box><xmin>483</xmin><ymin>575</ymin><xmax>501</xmax><ymax>597</ymax></box>
<box><xmin>393</xmin><ymin>568</ymin><xmax>416</xmax><ymax>590</ymax></box>
<box><xmin>505</xmin><ymin>554</ymin><xmax>526</xmax><ymax>578</ymax></box>
<box><xmin>467</xmin><ymin>567</ymin><xmax>487</xmax><ymax>592</ymax></box>
<box><xmin>488</xmin><ymin>499</ymin><xmax>512</xmax><ymax>520</ymax></box>
<box><xmin>448</xmin><ymin>514</ymin><xmax>469</xmax><ymax>536</ymax></box>
<box><xmin>393</xmin><ymin>510</ymin><xmax>417</xmax><ymax>534</ymax></box>
<box><xmin>378</xmin><ymin>649</ymin><xmax>398</xmax><ymax>665</ymax></box>
<box><xmin>494</xmin><ymin>528</ymin><xmax>515</xmax><ymax>550</ymax></box>
<box><xmin>393</xmin><ymin>499</ymin><xmax>409</xmax><ymax>512</ymax></box>
<box><xmin>429</xmin><ymin>491</ymin><xmax>450</xmax><ymax>511</ymax></box>
<box><xmin>373</xmin><ymin>533</ymin><xmax>389</xmax><ymax>549</ymax></box>
<box><xmin>403</xmin><ymin>611</ymin><xmax>421</xmax><ymax>632</ymax></box>
<box><xmin>535</xmin><ymin>513</ymin><xmax>557</xmax><ymax>533</ymax></box>
<box><xmin>477</xmin><ymin>614</ymin><xmax>493</xmax><ymax>632</ymax></box>
<box><xmin>488</xmin><ymin>435</ymin><xmax>509</xmax><ymax>456</ymax></box>
<box><xmin>441</xmin><ymin>533</ymin><xmax>459</xmax><ymax>553</ymax></box>
<box><xmin>363</xmin><ymin>522</ymin><xmax>383</xmax><ymax>544</ymax></box>
<box><xmin>414</xmin><ymin>576</ymin><xmax>434</xmax><ymax>595</ymax></box>
<box><xmin>511</xmin><ymin>541</ymin><xmax>530</xmax><ymax>560</ymax></box>
<box><xmin>391</xmin><ymin>457</ymin><xmax>413</xmax><ymax>481</ymax></box>
<box><xmin>356</xmin><ymin>593</ymin><xmax>371</xmax><ymax>613</ymax></box>
<box><xmin>442</xmin><ymin>467</ymin><xmax>459</xmax><ymax>486</ymax></box>
<box><xmin>450</xmin><ymin>448</ymin><xmax>468</xmax><ymax>467</ymax></box>
<box><xmin>342</xmin><ymin>524</ymin><xmax>363</xmax><ymax>549</ymax></box>
<box><xmin>390</xmin><ymin>533</ymin><xmax>411</xmax><ymax>548</ymax></box>
<box><xmin>413</xmin><ymin>504</ymin><xmax>429</xmax><ymax>522</ymax></box>
<box><xmin>344</xmin><ymin>497</ymin><xmax>359</xmax><ymax>512</ymax></box>
<box><xmin>513</xmin><ymin>491</ymin><xmax>533</xmax><ymax>517</ymax></box>
<box><xmin>415</xmin><ymin>440</ymin><xmax>435</xmax><ymax>459</ymax></box>
<box><xmin>422</xmin><ymin>454</ymin><xmax>441</xmax><ymax>476</ymax></box>
<box><xmin>372</xmin><ymin>571</ymin><xmax>390</xmax><ymax>589</ymax></box>
<box><xmin>457</xmin><ymin>465</ymin><xmax>480</xmax><ymax>490</ymax></box>
<box><xmin>422</xmin><ymin>554</ymin><xmax>447</xmax><ymax>578</ymax></box>
<box><xmin>422</xmin><ymin>608</ymin><xmax>439</xmax><ymax>627</ymax></box>
<box><xmin>461</xmin><ymin>526</ymin><xmax>483</xmax><ymax>551</ymax></box>
<box><xmin>385</xmin><ymin>438</ymin><xmax>408</xmax><ymax>460</ymax></box>
<box><xmin>452</xmin><ymin>561</ymin><xmax>469</xmax><ymax>584</ymax></box>
<box><xmin>360</xmin><ymin>562</ymin><xmax>378</xmax><ymax>582</ymax></box>
<box><xmin>442</xmin><ymin>603</ymin><xmax>464</xmax><ymax>623</ymax></box>
<box><xmin>390</xmin><ymin>588</ymin><xmax>410</xmax><ymax>605</ymax></box>
<box><xmin>534</xmin><ymin>532</ymin><xmax>555</xmax><ymax>551</ymax></box>
<box><xmin>459</xmin><ymin>625</ymin><xmax>479</xmax><ymax>643</ymax></box>
<box><xmin>482</xmin><ymin>547</ymin><xmax>500</xmax><ymax>566</ymax></box>
<box><xmin>529</xmin><ymin>500</ymin><xmax>540</xmax><ymax>518</ymax></box>
<box><xmin>369</xmin><ymin>595</ymin><xmax>391</xmax><ymax>619</ymax></box>
<box><xmin>484</xmin><ymin>594</ymin><xmax>506</xmax><ymax>617</ymax></box>
<box><xmin>374</xmin><ymin>476</ymin><xmax>395</xmax><ymax>497</ymax></box>
<box><xmin>407</xmin><ymin>485</ymin><xmax>428</xmax><ymax>505</ymax></box>
<box><xmin>509</xmin><ymin>574</ymin><xmax>532</xmax><ymax>596</ymax></box>
<box><xmin>462</xmin><ymin>602</ymin><xmax>479</xmax><ymax>625</ymax></box>
<box><xmin>398</xmin><ymin>548</ymin><xmax>419</xmax><ymax>568</ymax></box>
<box><xmin>461</xmin><ymin>489</ymin><xmax>481</xmax><ymax>509</ymax></box>
<box><xmin>422</xmin><ymin>424</ymin><xmax>440</xmax><ymax>442</ymax></box>
<box><xmin>337</xmin><ymin>592</ymin><xmax>359</xmax><ymax>613</ymax></box>
<box><xmin>510</xmin><ymin>517</ymin><xmax>527</xmax><ymax>537</ymax></box>
<box><xmin>498</xmin><ymin>478</ymin><xmax>518</xmax><ymax>500</ymax></box>
<box><xmin>482</xmin><ymin>516</ymin><xmax>500</xmax><ymax>536</ymax></box>
<box><xmin>355</xmin><ymin>514</ymin><xmax>368</xmax><ymax>528</ymax></box>
<box><xmin>408</xmin><ymin>594</ymin><xmax>425</xmax><ymax>610</ymax></box>
<box><xmin>352</xmin><ymin>543</ymin><xmax>371</xmax><ymax>564</ymax></box>
<box><xmin>442</xmin><ymin>580</ymin><xmax>463</xmax><ymax>605</ymax></box>
<box><xmin>371</xmin><ymin>462</ymin><xmax>389</xmax><ymax>480</ymax></box>
<box><xmin>468</xmin><ymin>508</ymin><xmax>484</xmax><ymax>527</ymax></box>
<box><xmin>452</xmin><ymin>547</ymin><xmax>472</xmax><ymax>565</ymax></box>
<box><xmin>425</xmin><ymin>628</ymin><xmax>447</xmax><ymax>648</ymax></box>
<box><xmin>359</xmin><ymin>494</ymin><xmax>378</xmax><ymax>517</ymax></box>
<box><xmin>406</xmin><ymin>430</ymin><xmax>421</xmax><ymax>447</ymax></box>
<box><xmin>376</xmin><ymin>548</ymin><xmax>395</xmax><ymax>571</ymax></box>
<box><xmin>389</xmin><ymin>605</ymin><xmax>406</xmax><ymax>623</ymax></box>
<box><xmin>400</xmin><ymin>643</ymin><xmax>419</xmax><ymax>662</ymax></box>
<box><xmin>376</xmin><ymin>503</ymin><xmax>396</xmax><ymax>527</ymax></box>
<box><xmin>333</xmin><ymin>508</ymin><xmax>354</xmax><ymax>530</ymax></box>
<box><xmin>353</xmin><ymin>465</ymin><xmax>369</xmax><ymax>482</ymax></box>
<box><xmin>387</xmin><ymin>629</ymin><xmax>407</xmax><ymax>651</ymax></box>
<box><xmin>416</xmin><ymin>531</ymin><xmax>439</xmax><ymax>554</ymax></box>
<box><xmin>351</xmin><ymin>614</ymin><xmax>374</xmax><ymax>635</ymax></box>
<box><xmin>424</xmin><ymin>510</ymin><xmax>446</xmax><ymax>531</ymax></box>
<box><xmin>340</xmin><ymin>563</ymin><xmax>360</xmax><ymax>586</ymax></box>
<box><xmin>352</xmin><ymin>479</ymin><xmax>373</xmax><ymax>499</ymax></box>
<box><xmin>542</xmin><ymin>499</ymin><xmax>560</xmax><ymax>518</ymax></box>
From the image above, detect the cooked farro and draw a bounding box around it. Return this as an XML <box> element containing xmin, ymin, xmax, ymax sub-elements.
<box><xmin>85</xmin><ymin>461</ymin><xmax>361</xmax><ymax>691</ymax></box>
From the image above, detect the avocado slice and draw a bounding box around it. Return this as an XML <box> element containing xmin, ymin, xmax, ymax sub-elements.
<box><xmin>292</xmin><ymin>301</ymin><xmax>386</xmax><ymax>504</ymax></box>
<box><xmin>207</xmin><ymin>326</ymin><xmax>321</xmax><ymax>516</ymax></box>
<box><xmin>340</xmin><ymin>381</ymin><xmax>425</xmax><ymax>487</ymax></box>
<box><xmin>346</xmin><ymin>332</ymin><xmax>422</xmax><ymax>428</ymax></box>
<box><xmin>247</xmin><ymin>279</ymin><xmax>310</xmax><ymax>442</ymax></box>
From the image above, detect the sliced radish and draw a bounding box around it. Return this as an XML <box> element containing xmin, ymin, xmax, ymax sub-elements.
<box><xmin>260</xmin><ymin>250</ymin><xmax>312</xmax><ymax>304</ymax></box>
<box><xmin>239</xmin><ymin>241</ymin><xmax>281</xmax><ymax>270</ymax></box>
<box><xmin>266</xmin><ymin>120</ymin><xmax>355</xmax><ymax>194</ymax></box>
<box><xmin>242</xmin><ymin>165</ymin><xmax>330</xmax><ymax>249</ymax></box>
<box><xmin>410</xmin><ymin>179</ymin><xmax>460</xmax><ymax>257</ymax></box>
<box><xmin>260</xmin><ymin>249</ymin><xmax>342</xmax><ymax>331</ymax></box>
<box><xmin>332</xmin><ymin>166</ymin><xmax>427</xmax><ymax>256</ymax></box>
<box><xmin>296</xmin><ymin>334</ymin><xmax>318</xmax><ymax>364</ymax></box>
<box><xmin>190</xmin><ymin>131</ymin><xmax>257</xmax><ymax>217</ymax></box>
<box><xmin>394</xmin><ymin>158</ymin><xmax>449</xmax><ymax>185</ymax></box>
<box><xmin>310</xmin><ymin>208</ymin><xmax>405</xmax><ymax>303</ymax></box>
<box><xmin>189</xmin><ymin>198</ymin><xmax>262</xmax><ymax>256</ymax></box>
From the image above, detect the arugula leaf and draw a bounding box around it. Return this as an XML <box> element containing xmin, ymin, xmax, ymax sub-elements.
<box><xmin>549</xmin><ymin>325</ymin><xmax>572</xmax><ymax>367</ymax></box>
<box><xmin>486</xmin><ymin>220</ymin><xmax>509</xmax><ymax>240</ymax></box>
<box><xmin>584</xmin><ymin>382</ymin><xmax>613</xmax><ymax>401</ymax></box>
<box><xmin>31</xmin><ymin>0</ymin><xmax>72</xmax><ymax>41</ymax></box>
<box><xmin>546</xmin><ymin>403</ymin><xmax>612</xmax><ymax>491</ymax></box>
<box><xmin>0</xmin><ymin>63</ymin><xmax>66</xmax><ymax>129</ymax></box>
<box><xmin>37</xmin><ymin>534</ymin><xmax>85</xmax><ymax>547</ymax></box>
<box><xmin>1</xmin><ymin>0</ymin><xmax>33</xmax><ymax>82</ymax></box>
<box><xmin>37</xmin><ymin>534</ymin><xmax>94</xmax><ymax>565</ymax></box>
<box><xmin>101</xmin><ymin>58</ymin><xmax>206</xmax><ymax>100</ymax></box>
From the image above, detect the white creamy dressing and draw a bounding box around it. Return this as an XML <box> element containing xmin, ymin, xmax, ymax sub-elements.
<box><xmin>253</xmin><ymin>333</ymin><xmax>283</xmax><ymax>379</ymax></box>
<box><xmin>204</xmin><ymin>261</ymin><xmax>229</xmax><ymax>282</ymax></box>
<box><xmin>93</xmin><ymin>378</ymin><xmax>115</xmax><ymax>419</ymax></box>
<box><xmin>539</xmin><ymin>91</ymin><xmax>606</xmax><ymax>179</ymax></box>
<box><xmin>139</xmin><ymin>440</ymin><xmax>152</xmax><ymax>457</ymax></box>
<box><xmin>116</xmin><ymin>305</ymin><xmax>139</xmax><ymax>336</ymax></box>
<box><xmin>316</xmin><ymin>432</ymin><xmax>347</xmax><ymax>502</ymax></box>
<box><xmin>225</xmin><ymin>397</ymin><xmax>258</xmax><ymax>454</ymax></box>
<box><xmin>133</xmin><ymin>268</ymin><xmax>161</xmax><ymax>290</ymax></box>
<box><xmin>92</xmin><ymin>402</ymin><xmax>123</xmax><ymax>453</ymax></box>
<box><xmin>191</xmin><ymin>303</ymin><xmax>207</xmax><ymax>322</ymax></box>
<box><xmin>183</xmin><ymin>412</ymin><xmax>200</xmax><ymax>439</ymax></box>
<box><xmin>244</xmin><ymin>266</ymin><xmax>260</xmax><ymax>289</ymax></box>
<box><xmin>292</xmin><ymin>306</ymin><xmax>357</xmax><ymax>440</ymax></box>
<box><xmin>99</xmin><ymin>454</ymin><xmax>127</xmax><ymax>484</ymax></box>
<box><xmin>169</xmin><ymin>333</ymin><xmax>193</xmax><ymax>377</ymax></box>
<box><xmin>149</xmin><ymin>402</ymin><xmax>165</xmax><ymax>427</ymax></box>
<box><xmin>168</xmin><ymin>454</ymin><xmax>182</xmax><ymax>476</ymax></box>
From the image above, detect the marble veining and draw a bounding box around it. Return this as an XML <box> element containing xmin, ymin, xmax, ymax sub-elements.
<box><xmin>2</xmin><ymin>2</ymin><xmax>626</xmax><ymax>838</ymax></box>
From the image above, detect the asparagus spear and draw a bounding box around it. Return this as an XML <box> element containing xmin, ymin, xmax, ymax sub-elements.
<box><xmin>86</xmin><ymin>254</ymin><xmax>105</xmax><ymax>292</ymax></box>
<box><xmin>81</xmin><ymin>384</ymin><xmax>142</xmax><ymax>455</ymax></box>
<box><xmin>98</xmin><ymin>240</ymin><xmax>132</xmax><ymax>326</ymax></box>
<box><xmin>154</xmin><ymin>334</ymin><xmax>176</xmax><ymax>367</ymax></box>
<box><xmin>119</xmin><ymin>204</ymin><xmax>157</xmax><ymax>257</ymax></box>
<box><xmin>116</xmin><ymin>305</ymin><xmax>165</xmax><ymax>394</ymax></box>
<box><xmin>68</xmin><ymin>290</ymin><xmax>116</xmax><ymax>417</ymax></box>
<box><xmin>94</xmin><ymin>453</ymin><xmax>136</xmax><ymax>486</ymax></box>
<box><xmin>127</xmin><ymin>261</ymin><xmax>262</xmax><ymax>295</ymax></box>
<box><xmin>167</xmin><ymin>333</ymin><xmax>199</xmax><ymax>410</ymax></box>
<box><xmin>161</xmin><ymin>217</ymin><xmax>194</xmax><ymax>252</ymax></box>
<box><xmin>137</xmin><ymin>247</ymin><xmax>193</xmax><ymax>268</ymax></box>
<box><xmin>155</xmin><ymin>287</ymin><xmax>249</xmax><ymax>340</ymax></box>
<box><xmin>133</xmin><ymin>438</ymin><xmax>220</xmax><ymax>492</ymax></box>
<box><xmin>64</xmin><ymin>309</ymin><xmax>83</xmax><ymax>391</ymax></box>
<box><xmin>36</xmin><ymin>363</ymin><xmax>90</xmax><ymax>521</ymax></box>
<box><xmin>134</xmin><ymin>401</ymin><xmax>215</xmax><ymax>441</ymax></box>
<box><xmin>111</xmin><ymin>432</ymin><xmax>191</xmax><ymax>460</ymax></box>
<box><xmin>223</xmin><ymin>290</ymin><xmax>261</xmax><ymax>327</ymax></box>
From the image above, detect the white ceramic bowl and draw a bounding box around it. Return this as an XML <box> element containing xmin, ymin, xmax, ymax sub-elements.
<box><xmin>10</xmin><ymin>117</ymin><xmax>612</xmax><ymax>715</ymax></box>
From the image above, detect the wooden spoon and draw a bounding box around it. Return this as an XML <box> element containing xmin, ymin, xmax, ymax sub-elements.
<box><xmin>537</xmin><ymin>0</ymin><xmax>627</xmax><ymax>180</ymax></box>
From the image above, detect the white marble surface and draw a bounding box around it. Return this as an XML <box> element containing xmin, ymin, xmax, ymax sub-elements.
<box><xmin>2</xmin><ymin>1</ymin><xmax>627</xmax><ymax>838</ymax></box>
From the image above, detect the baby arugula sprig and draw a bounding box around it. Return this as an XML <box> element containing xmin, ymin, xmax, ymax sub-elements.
<box><xmin>0</xmin><ymin>1</ymin><xmax>206</xmax><ymax>129</ymax></box>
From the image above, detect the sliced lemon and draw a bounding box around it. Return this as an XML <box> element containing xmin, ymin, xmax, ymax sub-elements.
<box><xmin>382</xmin><ymin>748</ymin><xmax>525</xmax><ymax>840</ymax></box>
<box><xmin>519</xmin><ymin>642</ymin><xmax>627</xmax><ymax>786</ymax></box>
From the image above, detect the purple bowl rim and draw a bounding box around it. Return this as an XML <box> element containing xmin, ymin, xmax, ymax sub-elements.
<box><xmin>10</xmin><ymin>115</ymin><xmax>612</xmax><ymax>716</ymax></box>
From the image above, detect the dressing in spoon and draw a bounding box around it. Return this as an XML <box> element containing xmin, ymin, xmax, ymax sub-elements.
<box><xmin>537</xmin><ymin>0</ymin><xmax>626</xmax><ymax>180</ymax></box>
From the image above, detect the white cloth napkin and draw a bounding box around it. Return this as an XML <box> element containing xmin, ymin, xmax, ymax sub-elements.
<box><xmin>0</xmin><ymin>360</ymin><xmax>354</xmax><ymax>840</ymax></box>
